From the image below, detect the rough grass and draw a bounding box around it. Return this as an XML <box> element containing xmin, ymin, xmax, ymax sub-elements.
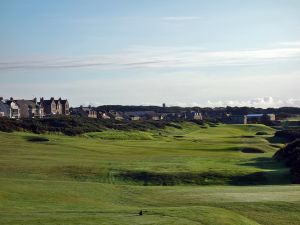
<box><xmin>0</xmin><ymin>123</ymin><xmax>299</xmax><ymax>224</ymax></box>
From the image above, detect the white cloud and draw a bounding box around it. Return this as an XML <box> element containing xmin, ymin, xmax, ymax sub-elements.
<box><xmin>202</xmin><ymin>97</ymin><xmax>300</xmax><ymax>108</ymax></box>
<box><xmin>1</xmin><ymin>45</ymin><xmax>300</xmax><ymax>71</ymax></box>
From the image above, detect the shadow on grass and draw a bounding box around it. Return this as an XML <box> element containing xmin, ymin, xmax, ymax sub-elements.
<box><xmin>237</xmin><ymin>157</ymin><xmax>291</xmax><ymax>185</ymax></box>
<box><xmin>239</xmin><ymin>157</ymin><xmax>281</xmax><ymax>170</ymax></box>
<box><xmin>58</xmin><ymin>158</ymin><xmax>291</xmax><ymax>186</ymax></box>
<box><xmin>118</xmin><ymin>169</ymin><xmax>291</xmax><ymax>186</ymax></box>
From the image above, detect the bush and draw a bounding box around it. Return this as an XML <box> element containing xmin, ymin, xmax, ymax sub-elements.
<box><xmin>275</xmin><ymin>129</ymin><xmax>300</xmax><ymax>142</ymax></box>
<box><xmin>273</xmin><ymin>139</ymin><xmax>300</xmax><ymax>183</ymax></box>
<box><xmin>0</xmin><ymin>116</ymin><xmax>184</xmax><ymax>136</ymax></box>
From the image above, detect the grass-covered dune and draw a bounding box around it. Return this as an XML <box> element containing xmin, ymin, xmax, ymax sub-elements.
<box><xmin>1</xmin><ymin>122</ymin><xmax>300</xmax><ymax>224</ymax></box>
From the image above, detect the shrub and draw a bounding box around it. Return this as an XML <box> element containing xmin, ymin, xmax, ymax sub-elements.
<box><xmin>0</xmin><ymin>116</ymin><xmax>184</xmax><ymax>136</ymax></box>
<box><xmin>273</xmin><ymin>139</ymin><xmax>300</xmax><ymax>183</ymax></box>
<box><xmin>275</xmin><ymin>129</ymin><xmax>300</xmax><ymax>142</ymax></box>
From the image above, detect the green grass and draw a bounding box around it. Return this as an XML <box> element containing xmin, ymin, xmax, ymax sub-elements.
<box><xmin>0</xmin><ymin>123</ymin><xmax>299</xmax><ymax>224</ymax></box>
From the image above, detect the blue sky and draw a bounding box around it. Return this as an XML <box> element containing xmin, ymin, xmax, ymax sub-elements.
<box><xmin>0</xmin><ymin>0</ymin><xmax>300</xmax><ymax>107</ymax></box>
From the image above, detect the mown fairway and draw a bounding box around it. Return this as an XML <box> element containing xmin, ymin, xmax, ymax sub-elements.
<box><xmin>1</xmin><ymin>123</ymin><xmax>300</xmax><ymax>225</ymax></box>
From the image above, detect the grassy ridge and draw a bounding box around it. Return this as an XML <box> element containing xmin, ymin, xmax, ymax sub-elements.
<box><xmin>1</xmin><ymin>123</ymin><xmax>299</xmax><ymax>224</ymax></box>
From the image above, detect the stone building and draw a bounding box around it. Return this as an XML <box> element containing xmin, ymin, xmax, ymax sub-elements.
<box><xmin>40</xmin><ymin>97</ymin><xmax>69</xmax><ymax>116</ymax></box>
<box><xmin>0</xmin><ymin>98</ymin><xmax>9</xmax><ymax>117</ymax></box>
<box><xmin>60</xmin><ymin>99</ymin><xmax>70</xmax><ymax>115</ymax></box>
<box><xmin>0</xmin><ymin>97</ymin><xmax>21</xmax><ymax>118</ymax></box>
<box><xmin>222</xmin><ymin>115</ymin><xmax>247</xmax><ymax>124</ymax></box>
<box><xmin>15</xmin><ymin>98</ymin><xmax>43</xmax><ymax>118</ymax></box>
<box><xmin>246</xmin><ymin>114</ymin><xmax>276</xmax><ymax>124</ymax></box>
<box><xmin>70</xmin><ymin>106</ymin><xmax>97</xmax><ymax>118</ymax></box>
<box><xmin>185</xmin><ymin>111</ymin><xmax>203</xmax><ymax>120</ymax></box>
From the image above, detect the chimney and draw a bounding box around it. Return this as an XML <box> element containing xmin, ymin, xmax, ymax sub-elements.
<box><xmin>58</xmin><ymin>97</ymin><xmax>62</xmax><ymax>101</ymax></box>
<box><xmin>0</xmin><ymin>97</ymin><xmax>3</xmax><ymax>101</ymax></box>
<box><xmin>33</xmin><ymin>97</ymin><xmax>37</xmax><ymax>103</ymax></box>
<box><xmin>50</xmin><ymin>97</ymin><xmax>54</xmax><ymax>101</ymax></box>
<box><xmin>10</xmin><ymin>97</ymin><xmax>13</xmax><ymax>101</ymax></box>
<box><xmin>40</xmin><ymin>97</ymin><xmax>44</xmax><ymax>102</ymax></box>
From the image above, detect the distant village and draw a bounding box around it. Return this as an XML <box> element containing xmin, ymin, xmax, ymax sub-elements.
<box><xmin>0</xmin><ymin>97</ymin><xmax>281</xmax><ymax>125</ymax></box>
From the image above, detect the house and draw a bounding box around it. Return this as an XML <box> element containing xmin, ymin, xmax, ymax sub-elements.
<box><xmin>99</xmin><ymin>112</ymin><xmax>111</xmax><ymax>119</ymax></box>
<box><xmin>108</xmin><ymin>111</ymin><xmax>124</xmax><ymax>120</ymax></box>
<box><xmin>124</xmin><ymin>111</ymin><xmax>156</xmax><ymax>121</ymax></box>
<box><xmin>15</xmin><ymin>98</ymin><xmax>44</xmax><ymax>118</ymax></box>
<box><xmin>70</xmin><ymin>106</ymin><xmax>97</xmax><ymax>118</ymax></box>
<box><xmin>54</xmin><ymin>99</ymin><xmax>62</xmax><ymax>115</ymax></box>
<box><xmin>222</xmin><ymin>115</ymin><xmax>247</xmax><ymax>124</ymax></box>
<box><xmin>130</xmin><ymin>115</ymin><xmax>140</xmax><ymax>121</ymax></box>
<box><xmin>0</xmin><ymin>98</ymin><xmax>9</xmax><ymax>117</ymax></box>
<box><xmin>165</xmin><ymin>113</ymin><xmax>181</xmax><ymax>120</ymax></box>
<box><xmin>148</xmin><ymin>113</ymin><xmax>165</xmax><ymax>121</ymax></box>
<box><xmin>267</xmin><ymin>114</ymin><xmax>276</xmax><ymax>121</ymax></box>
<box><xmin>0</xmin><ymin>97</ymin><xmax>21</xmax><ymax>118</ymax></box>
<box><xmin>60</xmin><ymin>99</ymin><xmax>70</xmax><ymax>115</ymax></box>
<box><xmin>40</xmin><ymin>97</ymin><xmax>69</xmax><ymax>116</ymax></box>
<box><xmin>5</xmin><ymin>100</ymin><xmax>20</xmax><ymax>118</ymax></box>
<box><xmin>151</xmin><ymin>115</ymin><xmax>161</xmax><ymax>121</ymax></box>
<box><xmin>246</xmin><ymin>114</ymin><xmax>275</xmax><ymax>124</ymax></box>
<box><xmin>185</xmin><ymin>111</ymin><xmax>203</xmax><ymax>120</ymax></box>
<box><xmin>40</xmin><ymin>98</ymin><xmax>56</xmax><ymax>115</ymax></box>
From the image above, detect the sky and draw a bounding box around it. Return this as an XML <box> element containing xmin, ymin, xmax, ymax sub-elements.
<box><xmin>0</xmin><ymin>0</ymin><xmax>300</xmax><ymax>108</ymax></box>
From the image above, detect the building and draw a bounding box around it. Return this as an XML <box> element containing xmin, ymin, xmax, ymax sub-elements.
<box><xmin>54</xmin><ymin>99</ymin><xmax>62</xmax><ymax>115</ymax></box>
<box><xmin>5</xmin><ymin>100</ymin><xmax>20</xmax><ymax>118</ymax></box>
<box><xmin>40</xmin><ymin>97</ymin><xmax>69</xmax><ymax>116</ymax></box>
<box><xmin>130</xmin><ymin>115</ymin><xmax>140</xmax><ymax>121</ymax></box>
<box><xmin>267</xmin><ymin>114</ymin><xmax>276</xmax><ymax>121</ymax></box>
<box><xmin>246</xmin><ymin>114</ymin><xmax>276</xmax><ymax>124</ymax></box>
<box><xmin>99</xmin><ymin>112</ymin><xmax>111</xmax><ymax>119</ymax></box>
<box><xmin>108</xmin><ymin>111</ymin><xmax>124</xmax><ymax>120</ymax></box>
<box><xmin>185</xmin><ymin>111</ymin><xmax>203</xmax><ymax>120</ymax></box>
<box><xmin>70</xmin><ymin>106</ymin><xmax>97</xmax><ymax>118</ymax></box>
<box><xmin>40</xmin><ymin>98</ymin><xmax>56</xmax><ymax>115</ymax></box>
<box><xmin>222</xmin><ymin>115</ymin><xmax>247</xmax><ymax>124</ymax></box>
<box><xmin>60</xmin><ymin>99</ymin><xmax>70</xmax><ymax>115</ymax></box>
<box><xmin>151</xmin><ymin>114</ymin><xmax>162</xmax><ymax>121</ymax></box>
<box><xmin>15</xmin><ymin>98</ymin><xmax>44</xmax><ymax>118</ymax></box>
<box><xmin>0</xmin><ymin>98</ymin><xmax>10</xmax><ymax>117</ymax></box>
